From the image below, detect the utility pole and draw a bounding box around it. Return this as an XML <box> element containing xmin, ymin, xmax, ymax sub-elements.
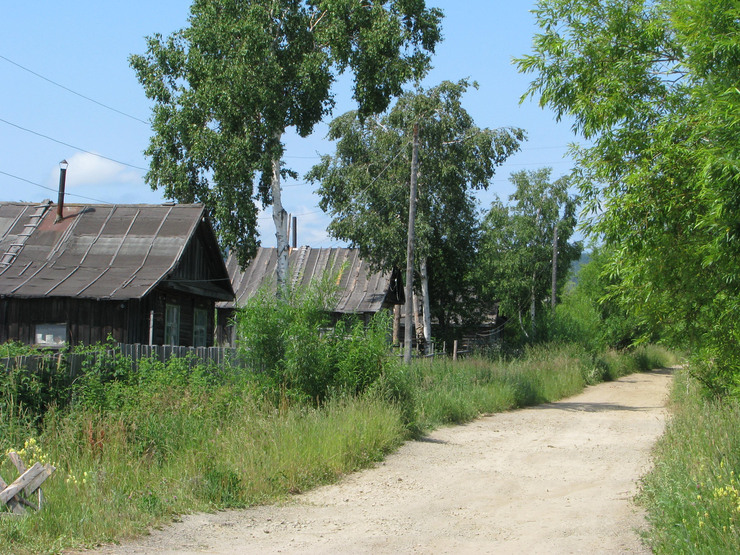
<box><xmin>551</xmin><ymin>221</ymin><xmax>558</xmax><ymax>309</ymax></box>
<box><xmin>404</xmin><ymin>123</ymin><xmax>420</xmax><ymax>364</ymax></box>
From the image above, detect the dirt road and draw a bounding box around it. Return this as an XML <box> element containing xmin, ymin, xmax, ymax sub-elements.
<box><xmin>94</xmin><ymin>369</ymin><xmax>672</xmax><ymax>554</ymax></box>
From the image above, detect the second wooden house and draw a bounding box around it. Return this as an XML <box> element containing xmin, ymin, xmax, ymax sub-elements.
<box><xmin>216</xmin><ymin>246</ymin><xmax>405</xmax><ymax>346</ymax></box>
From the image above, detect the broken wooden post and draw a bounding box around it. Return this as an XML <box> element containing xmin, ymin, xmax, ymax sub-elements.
<box><xmin>0</xmin><ymin>452</ymin><xmax>55</xmax><ymax>515</ymax></box>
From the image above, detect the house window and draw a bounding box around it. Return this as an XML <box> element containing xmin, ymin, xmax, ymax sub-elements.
<box><xmin>34</xmin><ymin>323</ymin><xmax>67</xmax><ymax>347</ymax></box>
<box><xmin>193</xmin><ymin>308</ymin><xmax>208</xmax><ymax>348</ymax></box>
<box><xmin>165</xmin><ymin>304</ymin><xmax>180</xmax><ymax>345</ymax></box>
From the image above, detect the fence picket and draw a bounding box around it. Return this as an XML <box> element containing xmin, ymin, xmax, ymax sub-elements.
<box><xmin>1</xmin><ymin>344</ymin><xmax>243</xmax><ymax>379</ymax></box>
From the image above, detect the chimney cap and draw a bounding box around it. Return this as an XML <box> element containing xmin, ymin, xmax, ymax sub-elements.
<box><xmin>59</xmin><ymin>159</ymin><xmax>68</xmax><ymax>170</ymax></box>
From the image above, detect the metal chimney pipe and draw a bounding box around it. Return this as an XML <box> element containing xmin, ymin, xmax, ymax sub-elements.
<box><xmin>56</xmin><ymin>160</ymin><xmax>68</xmax><ymax>223</ymax></box>
<box><xmin>292</xmin><ymin>215</ymin><xmax>297</xmax><ymax>248</ymax></box>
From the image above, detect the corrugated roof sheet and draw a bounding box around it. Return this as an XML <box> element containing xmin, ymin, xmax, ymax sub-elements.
<box><xmin>0</xmin><ymin>201</ymin><xmax>225</xmax><ymax>300</ymax></box>
<box><xmin>220</xmin><ymin>246</ymin><xmax>400</xmax><ymax>314</ymax></box>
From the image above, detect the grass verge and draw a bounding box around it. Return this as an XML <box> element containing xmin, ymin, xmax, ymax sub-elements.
<box><xmin>639</xmin><ymin>367</ymin><xmax>740</xmax><ymax>553</ymax></box>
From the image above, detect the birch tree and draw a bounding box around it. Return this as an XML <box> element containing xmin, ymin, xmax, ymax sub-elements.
<box><xmin>477</xmin><ymin>168</ymin><xmax>581</xmax><ymax>339</ymax></box>
<box><xmin>130</xmin><ymin>0</ymin><xmax>442</xmax><ymax>291</ymax></box>
<box><xmin>308</xmin><ymin>79</ymin><xmax>523</xmax><ymax>344</ymax></box>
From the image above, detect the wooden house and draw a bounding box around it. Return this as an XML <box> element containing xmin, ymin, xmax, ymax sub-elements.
<box><xmin>216</xmin><ymin>246</ymin><xmax>404</xmax><ymax>346</ymax></box>
<box><xmin>0</xmin><ymin>201</ymin><xmax>233</xmax><ymax>348</ymax></box>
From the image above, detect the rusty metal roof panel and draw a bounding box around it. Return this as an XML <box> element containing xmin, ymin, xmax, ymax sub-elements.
<box><xmin>0</xmin><ymin>202</ymin><xmax>226</xmax><ymax>300</ymax></box>
<box><xmin>219</xmin><ymin>246</ymin><xmax>393</xmax><ymax>314</ymax></box>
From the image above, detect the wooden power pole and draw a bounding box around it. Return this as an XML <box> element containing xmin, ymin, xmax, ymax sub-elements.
<box><xmin>404</xmin><ymin>123</ymin><xmax>420</xmax><ymax>364</ymax></box>
<box><xmin>551</xmin><ymin>222</ymin><xmax>558</xmax><ymax>309</ymax></box>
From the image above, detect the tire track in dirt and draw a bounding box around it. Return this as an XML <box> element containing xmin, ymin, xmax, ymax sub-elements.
<box><xmin>90</xmin><ymin>369</ymin><xmax>672</xmax><ymax>554</ymax></box>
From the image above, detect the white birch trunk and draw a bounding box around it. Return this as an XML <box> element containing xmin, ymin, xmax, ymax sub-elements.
<box><xmin>271</xmin><ymin>131</ymin><xmax>289</xmax><ymax>294</ymax></box>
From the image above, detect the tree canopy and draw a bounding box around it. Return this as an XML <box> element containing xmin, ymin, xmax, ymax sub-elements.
<box><xmin>307</xmin><ymin>79</ymin><xmax>524</xmax><ymax>332</ymax></box>
<box><xmin>517</xmin><ymin>0</ymin><xmax>740</xmax><ymax>390</ymax></box>
<box><xmin>477</xmin><ymin>168</ymin><xmax>581</xmax><ymax>338</ymax></box>
<box><xmin>130</xmin><ymin>0</ymin><xmax>443</xmax><ymax>281</ymax></box>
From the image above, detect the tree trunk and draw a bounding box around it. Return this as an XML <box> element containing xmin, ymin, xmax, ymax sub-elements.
<box><xmin>393</xmin><ymin>304</ymin><xmax>401</xmax><ymax>346</ymax></box>
<box><xmin>404</xmin><ymin>123</ymin><xmax>420</xmax><ymax>364</ymax></box>
<box><xmin>413</xmin><ymin>292</ymin><xmax>423</xmax><ymax>351</ymax></box>
<box><xmin>551</xmin><ymin>222</ymin><xmax>558</xmax><ymax>309</ymax></box>
<box><xmin>519</xmin><ymin>308</ymin><xmax>530</xmax><ymax>339</ymax></box>
<box><xmin>530</xmin><ymin>277</ymin><xmax>536</xmax><ymax>338</ymax></box>
<box><xmin>272</xmin><ymin>131</ymin><xmax>289</xmax><ymax>296</ymax></box>
<box><xmin>420</xmin><ymin>257</ymin><xmax>432</xmax><ymax>355</ymax></box>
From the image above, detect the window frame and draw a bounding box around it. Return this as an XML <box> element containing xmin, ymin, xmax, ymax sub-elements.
<box><xmin>193</xmin><ymin>307</ymin><xmax>208</xmax><ymax>348</ymax></box>
<box><xmin>34</xmin><ymin>323</ymin><xmax>67</xmax><ymax>347</ymax></box>
<box><xmin>164</xmin><ymin>303</ymin><xmax>180</xmax><ymax>346</ymax></box>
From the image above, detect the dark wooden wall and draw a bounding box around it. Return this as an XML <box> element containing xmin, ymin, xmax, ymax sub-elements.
<box><xmin>0</xmin><ymin>297</ymin><xmax>129</xmax><ymax>346</ymax></box>
<box><xmin>0</xmin><ymin>289</ymin><xmax>216</xmax><ymax>348</ymax></box>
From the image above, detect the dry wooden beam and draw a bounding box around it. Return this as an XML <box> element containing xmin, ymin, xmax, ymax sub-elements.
<box><xmin>0</xmin><ymin>473</ymin><xmax>26</xmax><ymax>515</ymax></box>
<box><xmin>0</xmin><ymin>463</ymin><xmax>45</xmax><ymax>504</ymax></box>
<box><xmin>7</xmin><ymin>451</ymin><xmax>26</xmax><ymax>474</ymax></box>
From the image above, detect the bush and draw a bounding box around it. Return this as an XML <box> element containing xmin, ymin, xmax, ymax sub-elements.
<box><xmin>235</xmin><ymin>274</ymin><xmax>396</xmax><ymax>404</ymax></box>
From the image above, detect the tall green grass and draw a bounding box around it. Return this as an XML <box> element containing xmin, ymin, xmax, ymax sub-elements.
<box><xmin>640</xmin><ymin>368</ymin><xmax>740</xmax><ymax>553</ymax></box>
<box><xmin>409</xmin><ymin>343</ymin><xmax>676</xmax><ymax>430</ymax></box>
<box><xmin>0</xmin><ymin>386</ymin><xmax>403</xmax><ymax>554</ymax></box>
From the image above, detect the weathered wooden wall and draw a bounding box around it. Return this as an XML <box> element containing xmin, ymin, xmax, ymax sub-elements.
<box><xmin>0</xmin><ymin>288</ymin><xmax>217</xmax><ymax>348</ymax></box>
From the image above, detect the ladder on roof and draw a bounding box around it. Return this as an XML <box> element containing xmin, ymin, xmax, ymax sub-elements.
<box><xmin>0</xmin><ymin>203</ymin><xmax>49</xmax><ymax>268</ymax></box>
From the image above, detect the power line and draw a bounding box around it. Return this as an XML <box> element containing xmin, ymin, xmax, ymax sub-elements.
<box><xmin>0</xmin><ymin>117</ymin><xmax>148</xmax><ymax>171</ymax></box>
<box><xmin>0</xmin><ymin>169</ymin><xmax>112</xmax><ymax>204</ymax></box>
<box><xmin>0</xmin><ymin>54</ymin><xmax>149</xmax><ymax>125</ymax></box>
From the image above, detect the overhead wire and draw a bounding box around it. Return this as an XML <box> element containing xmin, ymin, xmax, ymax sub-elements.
<box><xmin>0</xmin><ymin>170</ymin><xmax>112</xmax><ymax>204</ymax></box>
<box><xmin>0</xmin><ymin>117</ymin><xmax>148</xmax><ymax>171</ymax></box>
<box><xmin>0</xmin><ymin>54</ymin><xmax>149</xmax><ymax>125</ymax></box>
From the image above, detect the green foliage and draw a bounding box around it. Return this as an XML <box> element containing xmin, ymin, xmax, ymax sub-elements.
<box><xmin>130</xmin><ymin>0</ymin><xmax>442</xmax><ymax>267</ymax></box>
<box><xmin>235</xmin><ymin>274</ymin><xmax>395</xmax><ymax>403</ymax></box>
<box><xmin>478</xmin><ymin>167</ymin><xmax>582</xmax><ymax>339</ymax></box>
<box><xmin>518</xmin><ymin>0</ymin><xmax>740</xmax><ymax>392</ymax></box>
<box><xmin>0</xmin><ymin>380</ymin><xmax>404</xmax><ymax>553</ymax></box>
<box><xmin>367</xmin><ymin>363</ymin><xmax>417</xmax><ymax>431</ymax></box>
<box><xmin>0</xmin><ymin>347</ymin><xmax>69</xmax><ymax>435</ymax></box>
<box><xmin>545</xmin><ymin>245</ymin><xmax>654</xmax><ymax>350</ymax></box>
<box><xmin>640</xmin><ymin>368</ymin><xmax>740</xmax><ymax>553</ymax></box>
<box><xmin>411</xmin><ymin>344</ymin><xmax>586</xmax><ymax>429</ymax></box>
<box><xmin>308</xmin><ymin>79</ymin><xmax>524</xmax><ymax>332</ymax></box>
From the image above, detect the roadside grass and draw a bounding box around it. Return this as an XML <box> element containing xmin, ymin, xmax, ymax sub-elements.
<box><xmin>0</xmin><ymin>343</ymin><xmax>673</xmax><ymax>554</ymax></box>
<box><xmin>0</xmin><ymin>383</ymin><xmax>404</xmax><ymax>554</ymax></box>
<box><xmin>410</xmin><ymin>343</ymin><xmax>677</xmax><ymax>430</ymax></box>
<box><xmin>639</xmin><ymin>367</ymin><xmax>740</xmax><ymax>553</ymax></box>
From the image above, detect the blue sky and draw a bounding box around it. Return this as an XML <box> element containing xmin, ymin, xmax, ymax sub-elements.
<box><xmin>0</xmin><ymin>1</ymin><xmax>579</xmax><ymax>248</ymax></box>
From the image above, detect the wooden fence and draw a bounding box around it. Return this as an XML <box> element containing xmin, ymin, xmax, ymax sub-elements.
<box><xmin>0</xmin><ymin>344</ymin><xmax>243</xmax><ymax>379</ymax></box>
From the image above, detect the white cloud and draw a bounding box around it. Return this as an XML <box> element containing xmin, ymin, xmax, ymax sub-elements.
<box><xmin>52</xmin><ymin>152</ymin><xmax>143</xmax><ymax>188</ymax></box>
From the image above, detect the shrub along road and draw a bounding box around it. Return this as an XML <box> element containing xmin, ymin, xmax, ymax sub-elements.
<box><xmin>92</xmin><ymin>369</ymin><xmax>672</xmax><ymax>554</ymax></box>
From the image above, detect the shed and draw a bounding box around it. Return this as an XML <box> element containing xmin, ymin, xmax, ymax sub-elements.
<box><xmin>0</xmin><ymin>200</ymin><xmax>233</xmax><ymax>348</ymax></box>
<box><xmin>216</xmin><ymin>246</ymin><xmax>404</xmax><ymax>346</ymax></box>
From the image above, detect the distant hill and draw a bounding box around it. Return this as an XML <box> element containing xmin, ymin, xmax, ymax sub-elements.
<box><xmin>567</xmin><ymin>251</ymin><xmax>592</xmax><ymax>286</ymax></box>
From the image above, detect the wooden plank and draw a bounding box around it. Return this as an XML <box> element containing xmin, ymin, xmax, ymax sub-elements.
<box><xmin>23</xmin><ymin>464</ymin><xmax>55</xmax><ymax>497</ymax></box>
<box><xmin>7</xmin><ymin>451</ymin><xmax>26</xmax><ymax>474</ymax></box>
<box><xmin>0</xmin><ymin>463</ymin><xmax>44</xmax><ymax>504</ymax></box>
<box><xmin>0</xmin><ymin>473</ymin><xmax>26</xmax><ymax>515</ymax></box>
<box><xmin>16</xmin><ymin>495</ymin><xmax>39</xmax><ymax>512</ymax></box>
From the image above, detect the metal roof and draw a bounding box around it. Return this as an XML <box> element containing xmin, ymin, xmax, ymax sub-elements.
<box><xmin>0</xmin><ymin>201</ymin><xmax>230</xmax><ymax>301</ymax></box>
<box><xmin>220</xmin><ymin>246</ymin><xmax>402</xmax><ymax>314</ymax></box>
